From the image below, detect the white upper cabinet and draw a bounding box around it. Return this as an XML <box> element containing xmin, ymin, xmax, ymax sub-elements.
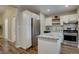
<box><xmin>60</xmin><ymin>15</ymin><xmax>68</xmax><ymax>25</ymax></box>
<box><xmin>45</xmin><ymin>14</ymin><xmax>77</xmax><ymax>26</ymax></box>
<box><xmin>68</xmin><ymin>14</ymin><xmax>77</xmax><ymax>22</ymax></box>
<box><xmin>45</xmin><ymin>17</ymin><xmax>52</xmax><ymax>26</ymax></box>
<box><xmin>60</xmin><ymin>14</ymin><xmax>77</xmax><ymax>25</ymax></box>
<box><xmin>45</xmin><ymin>16</ymin><xmax>60</xmax><ymax>26</ymax></box>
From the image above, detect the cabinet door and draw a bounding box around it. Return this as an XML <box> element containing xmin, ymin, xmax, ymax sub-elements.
<box><xmin>68</xmin><ymin>14</ymin><xmax>77</xmax><ymax>22</ymax></box>
<box><xmin>38</xmin><ymin>38</ymin><xmax>58</xmax><ymax>54</ymax></box>
<box><xmin>60</xmin><ymin>14</ymin><xmax>77</xmax><ymax>25</ymax></box>
<box><xmin>60</xmin><ymin>16</ymin><xmax>69</xmax><ymax>25</ymax></box>
<box><xmin>45</xmin><ymin>17</ymin><xmax>52</xmax><ymax>26</ymax></box>
<box><xmin>60</xmin><ymin>16</ymin><xmax>64</xmax><ymax>25</ymax></box>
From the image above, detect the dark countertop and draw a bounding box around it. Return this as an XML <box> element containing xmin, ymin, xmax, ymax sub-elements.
<box><xmin>63</xmin><ymin>30</ymin><xmax>78</xmax><ymax>33</ymax></box>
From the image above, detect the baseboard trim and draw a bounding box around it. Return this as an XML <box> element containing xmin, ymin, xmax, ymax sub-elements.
<box><xmin>15</xmin><ymin>45</ymin><xmax>21</xmax><ymax>48</ymax></box>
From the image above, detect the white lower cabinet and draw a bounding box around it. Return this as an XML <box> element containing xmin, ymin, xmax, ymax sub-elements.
<box><xmin>38</xmin><ymin>38</ymin><xmax>61</xmax><ymax>54</ymax></box>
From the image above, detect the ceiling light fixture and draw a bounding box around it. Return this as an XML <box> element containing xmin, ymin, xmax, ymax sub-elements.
<box><xmin>65</xmin><ymin>5</ymin><xmax>69</xmax><ymax>7</ymax></box>
<box><xmin>47</xmin><ymin>9</ymin><xmax>50</xmax><ymax>12</ymax></box>
<box><xmin>37</xmin><ymin>17</ymin><xmax>40</xmax><ymax>20</ymax></box>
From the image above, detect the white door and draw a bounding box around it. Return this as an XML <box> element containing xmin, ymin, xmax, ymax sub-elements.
<box><xmin>11</xmin><ymin>17</ymin><xmax>16</xmax><ymax>42</ymax></box>
<box><xmin>4</xmin><ymin>18</ymin><xmax>8</xmax><ymax>40</ymax></box>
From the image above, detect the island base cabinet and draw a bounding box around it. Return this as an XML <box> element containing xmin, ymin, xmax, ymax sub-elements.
<box><xmin>38</xmin><ymin>38</ymin><xmax>61</xmax><ymax>54</ymax></box>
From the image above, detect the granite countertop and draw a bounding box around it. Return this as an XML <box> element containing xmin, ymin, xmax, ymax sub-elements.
<box><xmin>37</xmin><ymin>35</ymin><xmax>58</xmax><ymax>39</ymax></box>
<box><xmin>38</xmin><ymin>34</ymin><xmax>59</xmax><ymax>40</ymax></box>
<box><xmin>37</xmin><ymin>32</ymin><xmax>63</xmax><ymax>40</ymax></box>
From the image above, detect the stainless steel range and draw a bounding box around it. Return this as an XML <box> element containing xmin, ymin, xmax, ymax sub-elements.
<box><xmin>64</xmin><ymin>30</ymin><xmax>78</xmax><ymax>42</ymax></box>
<box><xmin>63</xmin><ymin>21</ymin><xmax>78</xmax><ymax>46</ymax></box>
<box><xmin>63</xmin><ymin>30</ymin><xmax>78</xmax><ymax>46</ymax></box>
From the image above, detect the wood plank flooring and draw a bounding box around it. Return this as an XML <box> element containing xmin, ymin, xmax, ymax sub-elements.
<box><xmin>61</xmin><ymin>43</ymin><xmax>79</xmax><ymax>54</ymax></box>
<box><xmin>0</xmin><ymin>38</ymin><xmax>79</xmax><ymax>54</ymax></box>
<box><xmin>8</xmin><ymin>41</ymin><xmax>38</xmax><ymax>54</ymax></box>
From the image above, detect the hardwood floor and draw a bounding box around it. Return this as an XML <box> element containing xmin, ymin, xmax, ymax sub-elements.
<box><xmin>0</xmin><ymin>39</ymin><xmax>33</xmax><ymax>54</ymax></box>
<box><xmin>0</xmin><ymin>38</ymin><xmax>79</xmax><ymax>54</ymax></box>
<box><xmin>0</xmin><ymin>38</ymin><xmax>4</xmax><ymax>53</ymax></box>
<box><xmin>61</xmin><ymin>43</ymin><xmax>79</xmax><ymax>54</ymax></box>
<box><xmin>8</xmin><ymin>41</ymin><xmax>38</xmax><ymax>54</ymax></box>
<box><xmin>0</xmin><ymin>38</ymin><xmax>38</xmax><ymax>54</ymax></box>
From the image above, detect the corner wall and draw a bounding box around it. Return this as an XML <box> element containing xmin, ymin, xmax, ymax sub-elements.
<box><xmin>40</xmin><ymin>12</ymin><xmax>46</xmax><ymax>34</ymax></box>
<box><xmin>77</xmin><ymin>8</ymin><xmax>79</xmax><ymax>48</ymax></box>
<box><xmin>3</xmin><ymin>6</ymin><xmax>17</xmax><ymax>42</ymax></box>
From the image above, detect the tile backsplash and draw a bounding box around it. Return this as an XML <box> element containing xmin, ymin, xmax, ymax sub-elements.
<box><xmin>63</xmin><ymin>24</ymin><xmax>77</xmax><ymax>30</ymax></box>
<box><xmin>45</xmin><ymin>23</ymin><xmax>78</xmax><ymax>33</ymax></box>
<box><xmin>45</xmin><ymin>25</ymin><xmax>63</xmax><ymax>32</ymax></box>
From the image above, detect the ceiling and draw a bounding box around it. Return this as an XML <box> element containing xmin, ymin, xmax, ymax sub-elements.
<box><xmin>0</xmin><ymin>5</ymin><xmax>7</xmax><ymax>15</ymax></box>
<box><xmin>15</xmin><ymin>5</ymin><xmax>79</xmax><ymax>16</ymax></box>
<box><xmin>0</xmin><ymin>5</ymin><xmax>78</xmax><ymax>16</ymax></box>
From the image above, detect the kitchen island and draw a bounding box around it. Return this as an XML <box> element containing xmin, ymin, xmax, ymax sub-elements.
<box><xmin>37</xmin><ymin>32</ymin><xmax>63</xmax><ymax>54</ymax></box>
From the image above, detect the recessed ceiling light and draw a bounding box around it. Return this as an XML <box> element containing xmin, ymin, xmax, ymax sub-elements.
<box><xmin>37</xmin><ymin>17</ymin><xmax>40</xmax><ymax>20</ymax></box>
<box><xmin>65</xmin><ymin>5</ymin><xmax>69</xmax><ymax>7</ymax></box>
<box><xmin>47</xmin><ymin>9</ymin><xmax>50</xmax><ymax>12</ymax></box>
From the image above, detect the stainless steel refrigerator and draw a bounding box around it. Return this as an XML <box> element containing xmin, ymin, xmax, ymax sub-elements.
<box><xmin>31</xmin><ymin>18</ymin><xmax>40</xmax><ymax>47</ymax></box>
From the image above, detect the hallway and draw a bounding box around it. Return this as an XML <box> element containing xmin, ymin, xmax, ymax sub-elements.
<box><xmin>0</xmin><ymin>38</ymin><xmax>38</xmax><ymax>54</ymax></box>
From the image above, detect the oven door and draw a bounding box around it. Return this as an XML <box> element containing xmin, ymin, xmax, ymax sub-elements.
<box><xmin>64</xmin><ymin>35</ymin><xmax>77</xmax><ymax>42</ymax></box>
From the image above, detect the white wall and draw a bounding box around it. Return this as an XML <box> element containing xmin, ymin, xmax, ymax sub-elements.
<box><xmin>11</xmin><ymin>17</ymin><xmax>16</xmax><ymax>42</ymax></box>
<box><xmin>15</xmin><ymin>8</ymin><xmax>23</xmax><ymax>48</ymax></box>
<box><xmin>40</xmin><ymin>12</ymin><xmax>46</xmax><ymax>34</ymax></box>
<box><xmin>3</xmin><ymin>6</ymin><xmax>17</xmax><ymax>42</ymax></box>
<box><xmin>0</xmin><ymin>15</ymin><xmax>3</xmax><ymax>36</ymax></box>
<box><xmin>0</xmin><ymin>15</ymin><xmax>3</xmax><ymax>25</ymax></box>
<box><xmin>20</xmin><ymin>11</ymin><xmax>32</xmax><ymax>49</ymax></box>
<box><xmin>77</xmin><ymin>8</ymin><xmax>79</xmax><ymax>48</ymax></box>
